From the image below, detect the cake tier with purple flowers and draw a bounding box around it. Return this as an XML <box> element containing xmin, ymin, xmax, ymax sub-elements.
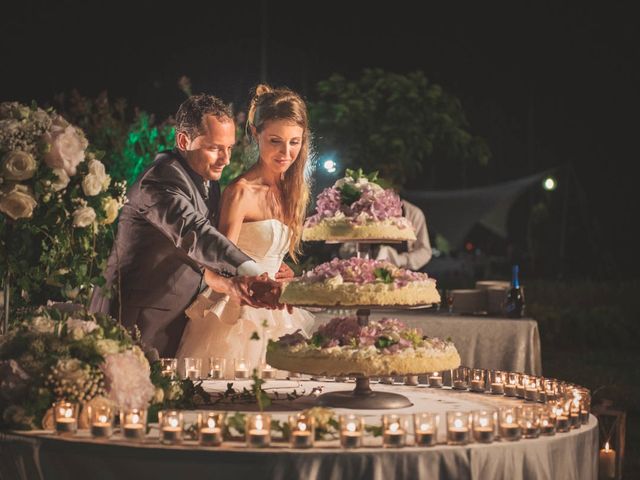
<box><xmin>266</xmin><ymin>317</ymin><xmax>460</xmax><ymax>376</ymax></box>
<box><xmin>280</xmin><ymin>257</ymin><xmax>440</xmax><ymax>307</ymax></box>
<box><xmin>302</xmin><ymin>169</ymin><xmax>416</xmax><ymax>241</ymax></box>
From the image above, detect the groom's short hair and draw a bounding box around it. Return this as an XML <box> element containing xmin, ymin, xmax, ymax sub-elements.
<box><xmin>175</xmin><ymin>94</ymin><xmax>234</xmax><ymax>140</ymax></box>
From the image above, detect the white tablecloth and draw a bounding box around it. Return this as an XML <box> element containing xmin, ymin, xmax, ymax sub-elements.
<box><xmin>0</xmin><ymin>382</ymin><xmax>596</xmax><ymax>480</ymax></box>
<box><xmin>312</xmin><ymin>309</ymin><xmax>543</xmax><ymax>375</ymax></box>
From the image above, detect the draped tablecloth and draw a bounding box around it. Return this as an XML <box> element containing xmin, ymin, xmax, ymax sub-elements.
<box><xmin>312</xmin><ymin>309</ymin><xmax>543</xmax><ymax>375</ymax></box>
<box><xmin>0</xmin><ymin>382</ymin><xmax>596</xmax><ymax>480</ymax></box>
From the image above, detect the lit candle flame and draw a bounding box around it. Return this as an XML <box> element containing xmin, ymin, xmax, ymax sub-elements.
<box><xmin>605</xmin><ymin>441</ymin><xmax>610</xmax><ymax>451</ymax></box>
<box><xmin>63</xmin><ymin>408</ymin><xmax>72</xmax><ymax>418</ymax></box>
<box><xmin>479</xmin><ymin>417</ymin><xmax>489</xmax><ymax>428</ymax></box>
<box><xmin>506</xmin><ymin>414</ymin><xmax>513</xmax><ymax>424</ymax></box>
<box><xmin>131</xmin><ymin>413</ymin><xmax>140</xmax><ymax>424</ymax></box>
<box><xmin>453</xmin><ymin>418</ymin><xmax>463</xmax><ymax>428</ymax></box>
<box><xmin>420</xmin><ymin>423</ymin><xmax>429</xmax><ymax>432</ymax></box>
<box><xmin>168</xmin><ymin>417</ymin><xmax>179</xmax><ymax>428</ymax></box>
<box><xmin>389</xmin><ymin>422</ymin><xmax>400</xmax><ymax>433</ymax></box>
<box><xmin>346</xmin><ymin>422</ymin><xmax>356</xmax><ymax>432</ymax></box>
<box><xmin>298</xmin><ymin>422</ymin><xmax>307</xmax><ymax>432</ymax></box>
<box><xmin>98</xmin><ymin>414</ymin><xmax>108</xmax><ymax>424</ymax></box>
<box><xmin>255</xmin><ymin>417</ymin><xmax>264</xmax><ymax>431</ymax></box>
<box><xmin>207</xmin><ymin>417</ymin><xmax>216</xmax><ymax>429</ymax></box>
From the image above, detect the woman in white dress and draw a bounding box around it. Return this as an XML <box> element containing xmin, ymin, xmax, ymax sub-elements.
<box><xmin>176</xmin><ymin>85</ymin><xmax>315</xmax><ymax>378</ymax></box>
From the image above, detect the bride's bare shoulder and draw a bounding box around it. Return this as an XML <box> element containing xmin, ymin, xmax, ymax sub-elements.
<box><xmin>221</xmin><ymin>177</ymin><xmax>261</xmax><ymax>204</ymax></box>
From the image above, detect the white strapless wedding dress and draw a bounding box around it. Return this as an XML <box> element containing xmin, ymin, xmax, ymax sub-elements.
<box><xmin>176</xmin><ymin>219</ymin><xmax>314</xmax><ymax>378</ymax></box>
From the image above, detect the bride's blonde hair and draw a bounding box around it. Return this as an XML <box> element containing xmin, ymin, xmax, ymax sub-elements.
<box><xmin>247</xmin><ymin>84</ymin><xmax>311</xmax><ymax>262</ymax></box>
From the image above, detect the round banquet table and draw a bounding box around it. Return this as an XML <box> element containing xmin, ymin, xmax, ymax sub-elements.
<box><xmin>0</xmin><ymin>380</ymin><xmax>598</xmax><ymax>480</ymax></box>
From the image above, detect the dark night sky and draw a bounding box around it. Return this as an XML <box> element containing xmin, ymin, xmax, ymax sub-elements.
<box><xmin>2</xmin><ymin>1</ymin><xmax>639</xmax><ymax>276</ymax></box>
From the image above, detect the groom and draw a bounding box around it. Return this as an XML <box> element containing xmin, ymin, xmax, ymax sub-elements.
<box><xmin>90</xmin><ymin>94</ymin><xmax>288</xmax><ymax>357</ymax></box>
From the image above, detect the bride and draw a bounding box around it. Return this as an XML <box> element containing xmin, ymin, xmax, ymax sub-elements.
<box><xmin>176</xmin><ymin>85</ymin><xmax>315</xmax><ymax>377</ymax></box>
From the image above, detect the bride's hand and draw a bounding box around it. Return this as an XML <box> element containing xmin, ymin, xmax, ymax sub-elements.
<box><xmin>275</xmin><ymin>262</ymin><xmax>295</xmax><ymax>282</ymax></box>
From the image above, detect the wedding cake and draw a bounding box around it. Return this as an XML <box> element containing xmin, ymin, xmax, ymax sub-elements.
<box><xmin>266</xmin><ymin>317</ymin><xmax>461</xmax><ymax>376</ymax></box>
<box><xmin>302</xmin><ymin>169</ymin><xmax>416</xmax><ymax>241</ymax></box>
<box><xmin>280</xmin><ymin>257</ymin><xmax>440</xmax><ymax>306</ymax></box>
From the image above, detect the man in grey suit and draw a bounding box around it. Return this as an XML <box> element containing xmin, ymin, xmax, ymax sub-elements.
<box><xmin>91</xmin><ymin>94</ymin><xmax>285</xmax><ymax>357</ymax></box>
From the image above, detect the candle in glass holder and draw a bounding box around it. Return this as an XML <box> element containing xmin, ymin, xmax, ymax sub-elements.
<box><xmin>234</xmin><ymin>359</ymin><xmax>249</xmax><ymax>379</ymax></box>
<box><xmin>470</xmin><ymin>372</ymin><xmax>485</xmax><ymax>392</ymax></box>
<box><xmin>473</xmin><ymin>410</ymin><xmax>495</xmax><ymax>443</ymax></box>
<box><xmin>452</xmin><ymin>366</ymin><xmax>470</xmax><ymax>390</ymax></box>
<box><xmin>515</xmin><ymin>374</ymin><xmax>529</xmax><ymax>398</ymax></box>
<box><xmin>490</xmin><ymin>371</ymin><xmax>505</xmax><ymax>395</ymax></box>
<box><xmin>340</xmin><ymin>414</ymin><xmax>363</xmax><ymax>449</ymax></box>
<box><xmin>382</xmin><ymin>414</ymin><xmax>407</xmax><ymax>448</ymax></box>
<box><xmin>520</xmin><ymin>405</ymin><xmax>541</xmax><ymax>439</ymax></box>
<box><xmin>525</xmin><ymin>386</ymin><xmax>539</xmax><ymax>402</ymax></box>
<box><xmin>289</xmin><ymin>413</ymin><xmax>314</xmax><ymax>449</ymax></box>
<box><xmin>121</xmin><ymin>408</ymin><xmax>146</xmax><ymax>441</ymax></box>
<box><xmin>413</xmin><ymin>413</ymin><xmax>438</xmax><ymax>447</ymax></box>
<box><xmin>160</xmin><ymin>410</ymin><xmax>183</xmax><ymax>444</ymax></box>
<box><xmin>160</xmin><ymin>358</ymin><xmax>177</xmax><ymax>378</ymax></box>
<box><xmin>555</xmin><ymin>405</ymin><xmax>570</xmax><ymax>433</ymax></box>
<box><xmin>599</xmin><ymin>442</ymin><xmax>616</xmax><ymax>479</ymax></box>
<box><xmin>54</xmin><ymin>401</ymin><xmax>78</xmax><ymax>435</ymax></box>
<box><xmin>261</xmin><ymin>363</ymin><xmax>276</xmax><ymax>380</ymax></box>
<box><xmin>88</xmin><ymin>405</ymin><xmax>114</xmax><ymax>438</ymax></box>
<box><xmin>428</xmin><ymin>372</ymin><xmax>443</xmax><ymax>388</ymax></box>
<box><xmin>182</xmin><ymin>357</ymin><xmax>202</xmax><ymax>380</ymax></box>
<box><xmin>198</xmin><ymin>412</ymin><xmax>224</xmax><ymax>446</ymax></box>
<box><xmin>446</xmin><ymin>412</ymin><xmax>470</xmax><ymax>445</ymax></box>
<box><xmin>246</xmin><ymin>414</ymin><xmax>270</xmax><ymax>447</ymax></box>
<box><xmin>499</xmin><ymin>408</ymin><xmax>521</xmax><ymax>441</ymax></box>
<box><xmin>208</xmin><ymin>357</ymin><xmax>226</xmax><ymax>379</ymax></box>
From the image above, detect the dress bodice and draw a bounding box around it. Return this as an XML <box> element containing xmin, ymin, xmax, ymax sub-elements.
<box><xmin>236</xmin><ymin>219</ymin><xmax>290</xmax><ymax>278</ymax></box>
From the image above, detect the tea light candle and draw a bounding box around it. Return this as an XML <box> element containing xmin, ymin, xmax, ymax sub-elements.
<box><xmin>428</xmin><ymin>373</ymin><xmax>443</xmax><ymax>388</ymax></box>
<box><xmin>524</xmin><ymin>387</ymin><xmax>539</xmax><ymax>402</ymax></box>
<box><xmin>289</xmin><ymin>414</ymin><xmax>314</xmax><ymax>449</ymax></box>
<box><xmin>161</xmin><ymin>411</ymin><xmax>183</xmax><ymax>444</ymax></box>
<box><xmin>121</xmin><ymin>409</ymin><xmax>146</xmax><ymax>441</ymax></box>
<box><xmin>261</xmin><ymin>364</ymin><xmax>276</xmax><ymax>379</ymax></box>
<box><xmin>186</xmin><ymin>367</ymin><xmax>199</xmax><ymax>380</ymax></box>
<box><xmin>453</xmin><ymin>380</ymin><xmax>468</xmax><ymax>390</ymax></box>
<box><xmin>598</xmin><ymin>442</ymin><xmax>616</xmax><ymax>479</ymax></box>
<box><xmin>470</xmin><ymin>378</ymin><xmax>485</xmax><ymax>392</ymax></box>
<box><xmin>413</xmin><ymin>413</ymin><xmax>438</xmax><ymax>447</ymax></box>
<box><xmin>160</xmin><ymin>358</ymin><xmax>177</xmax><ymax>378</ymax></box>
<box><xmin>246</xmin><ymin>414</ymin><xmax>270</xmax><ymax>447</ymax></box>
<box><xmin>383</xmin><ymin>417</ymin><xmax>406</xmax><ymax>448</ymax></box>
<box><xmin>235</xmin><ymin>360</ymin><xmax>249</xmax><ymax>379</ymax></box>
<box><xmin>473</xmin><ymin>416</ymin><xmax>494</xmax><ymax>443</ymax></box>
<box><xmin>54</xmin><ymin>401</ymin><xmax>77</xmax><ymax>435</ymax></box>
<box><xmin>556</xmin><ymin>415</ymin><xmax>570</xmax><ymax>432</ymax></box>
<box><xmin>340</xmin><ymin>416</ymin><xmax>363</xmax><ymax>449</ymax></box>
<box><xmin>447</xmin><ymin>418</ymin><xmax>470</xmax><ymax>445</ymax></box>
<box><xmin>208</xmin><ymin>357</ymin><xmax>225</xmax><ymax>379</ymax></box>
<box><xmin>499</xmin><ymin>412</ymin><xmax>521</xmax><ymax>441</ymax></box>
<box><xmin>91</xmin><ymin>413</ymin><xmax>112</xmax><ymax>438</ymax></box>
<box><xmin>199</xmin><ymin>413</ymin><xmax>224</xmax><ymax>446</ymax></box>
<box><xmin>522</xmin><ymin>420</ymin><xmax>540</xmax><ymax>439</ymax></box>
<box><xmin>490</xmin><ymin>381</ymin><xmax>505</xmax><ymax>395</ymax></box>
<box><xmin>504</xmin><ymin>384</ymin><xmax>517</xmax><ymax>397</ymax></box>
<box><xmin>541</xmin><ymin>420</ymin><xmax>555</xmax><ymax>436</ymax></box>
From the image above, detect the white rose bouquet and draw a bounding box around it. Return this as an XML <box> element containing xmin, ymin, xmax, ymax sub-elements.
<box><xmin>0</xmin><ymin>101</ymin><xmax>127</xmax><ymax>312</ymax></box>
<box><xmin>0</xmin><ymin>306</ymin><xmax>200</xmax><ymax>430</ymax></box>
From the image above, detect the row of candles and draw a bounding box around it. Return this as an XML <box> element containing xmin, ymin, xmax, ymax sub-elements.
<box><xmin>52</xmin><ymin>399</ymin><xmax>587</xmax><ymax>449</ymax></box>
<box><xmin>161</xmin><ymin>357</ymin><xmax>279</xmax><ymax>380</ymax></box>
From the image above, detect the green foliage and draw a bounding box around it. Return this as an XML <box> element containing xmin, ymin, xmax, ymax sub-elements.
<box><xmin>309</xmin><ymin>69</ymin><xmax>491</xmax><ymax>188</ymax></box>
<box><xmin>374</xmin><ymin>335</ymin><xmax>395</xmax><ymax>349</ymax></box>
<box><xmin>374</xmin><ymin>267</ymin><xmax>393</xmax><ymax>284</ymax></box>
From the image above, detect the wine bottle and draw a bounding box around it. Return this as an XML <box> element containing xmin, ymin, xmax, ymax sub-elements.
<box><xmin>504</xmin><ymin>265</ymin><xmax>525</xmax><ymax>318</ymax></box>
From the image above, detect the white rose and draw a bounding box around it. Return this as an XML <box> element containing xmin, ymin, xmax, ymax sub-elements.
<box><xmin>0</xmin><ymin>119</ymin><xmax>21</xmax><ymax>135</ymax></box>
<box><xmin>152</xmin><ymin>387</ymin><xmax>165</xmax><ymax>404</ymax></box>
<box><xmin>43</xmin><ymin>116</ymin><xmax>88</xmax><ymax>176</ymax></box>
<box><xmin>1</xmin><ymin>151</ymin><xmax>38</xmax><ymax>181</ymax></box>
<box><xmin>82</xmin><ymin>173</ymin><xmax>103</xmax><ymax>196</ymax></box>
<box><xmin>0</xmin><ymin>183</ymin><xmax>37</xmax><ymax>220</ymax></box>
<box><xmin>30</xmin><ymin>316</ymin><xmax>56</xmax><ymax>334</ymax></box>
<box><xmin>101</xmin><ymin>196</ymin><xmax>120</xmax><ymax>224</ymax></box>
<box><xmin>51</xmin><ymin>169</ymin><xmax>70</xmax><ymax>192</ymax></box>
<box><xmin>72</xmin><ymin>206</ymin><xmax>96</xmax><ymax>227</ymax></box>
<box><xmin>96</xmin><ymin>339</ymin><xmax>121</xmax><ymax>357</ymax></box>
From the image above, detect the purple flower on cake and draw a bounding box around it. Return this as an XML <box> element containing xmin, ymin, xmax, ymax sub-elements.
<box><xmin>303</xmin><ymin>257</ymin><xmax>431</xmax><ymax>287</ymax></box>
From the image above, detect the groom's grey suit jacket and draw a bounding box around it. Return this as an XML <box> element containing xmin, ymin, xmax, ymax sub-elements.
<box><xmin>90</xmin><ymin>149</ymin><xmax>251</xmax><ymax>357</ymax></box>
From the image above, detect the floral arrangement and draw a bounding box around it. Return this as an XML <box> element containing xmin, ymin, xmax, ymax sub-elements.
<box><xmin>273</xmin><ymin>316</ymin><xmax>451</xmax><ymax>355</ymax></box>
<box><xmin>0</xmin><ymin>306</ymin><xmax>199</xmax><ymax>430</ymax></box>
<box><xmin>304</xmin><ymin>168</ymin><xmax>411</xmax><ymax>228</ymax></box>
<box><xmin>0</xmin><ymin>101</ymin><xmax>127</xmax><ymax>312</ymax></box>
<box><xmin>300</xmin><ymin>257</ymin><xmax>432</xmax><ymax>287</ymax></box>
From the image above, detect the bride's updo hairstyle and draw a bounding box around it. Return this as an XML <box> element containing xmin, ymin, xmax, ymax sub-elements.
<box><xmin>247</xmin><ymin>84</ymin><xmax>311</xmax><ymax>262</ymax></box>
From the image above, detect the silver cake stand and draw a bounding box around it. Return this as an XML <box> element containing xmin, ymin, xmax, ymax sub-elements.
<box><xmin>288</xmin><ymin>303</ymin><xmax>435</xmax><ymax>409</ymax></box>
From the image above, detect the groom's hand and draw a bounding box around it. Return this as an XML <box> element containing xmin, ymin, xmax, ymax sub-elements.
<box><xmin>275</xmin><ymin>262</ymin><xmax>295</xmax><ymax>282</ymax></box>
<box><xmin>204</xmin><ymin>269</ymin><xmax>270</xmax><ymax>308</ymax></box>
<box><xmin>248</xmin><ymin>274</ymin><xmax>285</xmax><ymax>309</ymax></box>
